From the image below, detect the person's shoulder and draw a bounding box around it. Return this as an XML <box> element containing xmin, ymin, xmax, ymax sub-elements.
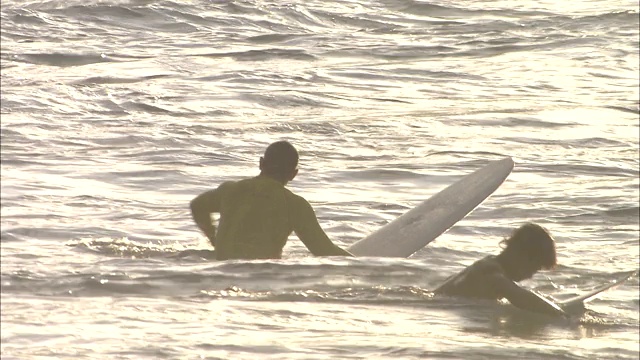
<box><xmin>474</xmin><ymin>256</ymin><xmax>504</xmax><ymax>274</ymax></box>
<box><xmin>286</xmin><ymin>189</ymin><xmax>305</xmax><ymax>203</ymax></box>
<box><xmin>219</xmin><ymin>179</ymin><xmax>238</xmax><ymax>187</ymax></box>
<box><xmin>216</xmin><ymin>180</ymin><xmax>239</xmax><ymax>193</ymax></box>
<box><xmin>284</xmin><ymin>190</ymin><xmax>313</xmax><ymax>210</ymax></box>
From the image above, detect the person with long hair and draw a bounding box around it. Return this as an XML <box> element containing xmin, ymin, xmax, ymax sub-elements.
<box><xmin>435</xmin><ymin>223</ymin><xmax>564</xmax><ymax>316</ymax></box>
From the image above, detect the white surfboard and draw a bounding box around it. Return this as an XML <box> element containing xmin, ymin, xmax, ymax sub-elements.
<box><xmin>558</xmin><ymin>270</ymin><xmax>637</xmax><ymax>313</ymax></box>
<box><xmin>349</xmin><ymin>157</ymin><xmax>514</xmax><ymax>257</ymax></box>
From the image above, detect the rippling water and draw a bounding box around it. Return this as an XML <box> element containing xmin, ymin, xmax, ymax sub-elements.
<box><xmin>1</xmin><ymin>0</ymin><xmax>639</xmax><ymax>359</ymax></box>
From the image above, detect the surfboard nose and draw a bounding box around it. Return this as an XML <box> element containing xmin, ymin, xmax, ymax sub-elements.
<box><xmin>349</xmin><ymin>157</ymin><xmax>514</xmax><ymax>257</ymax></box>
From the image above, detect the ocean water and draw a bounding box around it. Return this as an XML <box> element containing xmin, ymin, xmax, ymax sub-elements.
<box><xmin>1</xmin><ymin>0</ymin><xmax>639</xmax><ymax>359</ymax></box>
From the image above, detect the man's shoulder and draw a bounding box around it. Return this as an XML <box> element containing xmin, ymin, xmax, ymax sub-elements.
<box><xmin>281</xmin><ymin>189</ymin><xmax>316</xmax><ymax>215</ymax></box>
<box><xmin>228</xmin><ymin>176</ymin><xmax>266</xmax><ymax>189</ymax></box>
<box><xmin>284</xmin><ymin>189</ymin><xmax>307</xmax><ymax>205</ymax></box>
<box><xmin>217</xmin><ymin>180</ymin><xmax>239</xmax><ymax>191</ymax></box>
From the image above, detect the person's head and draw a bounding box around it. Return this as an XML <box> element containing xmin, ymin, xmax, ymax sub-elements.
<box><xmin>498</xmin><ymin>223</ymin><xmax>557</xmax><ymax>281</ymax></box>
<box><xmin>259</xmin><ymin>140</ymin><xmax>299</xmax><ymax>184</ymax></box>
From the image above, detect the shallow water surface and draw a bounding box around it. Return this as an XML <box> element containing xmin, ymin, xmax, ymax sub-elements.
<box><xmin>1</xmin><ymin>0</ymin><xmax>638</xmax><ymax>359</ymax></box>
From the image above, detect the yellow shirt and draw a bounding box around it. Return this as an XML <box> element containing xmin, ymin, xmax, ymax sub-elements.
<box><xmin>198</xmin><ymin>175</ymin><xmax>344</xmax><ymax>260</ymax></box>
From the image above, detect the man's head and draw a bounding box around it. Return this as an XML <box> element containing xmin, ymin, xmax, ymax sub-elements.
<box><xmin>259</xmin><ymin>140</ymin><xmax>299</xmax><ymax>183</ymax></box>
<box><xmin>499</xmin><ymin>223</ymin><xmax>557</xmax><ymax>281</ymax></box>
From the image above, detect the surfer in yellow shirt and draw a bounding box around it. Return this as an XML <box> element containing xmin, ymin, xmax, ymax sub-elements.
<box><xmin>190</xmin><ymin>140</ymin><xmax>354</xmax><ymax>261</ymax></box>
<box><xmin>435</xmin><ymin>223</ymin><xmax>566</xmax><ymax>316</ymax></box>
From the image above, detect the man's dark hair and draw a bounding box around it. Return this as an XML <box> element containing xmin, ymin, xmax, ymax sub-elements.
<box><xmin>262</xmin><ymin>140</ymin><xmax>299</xmax><ymax>174</ymax></box>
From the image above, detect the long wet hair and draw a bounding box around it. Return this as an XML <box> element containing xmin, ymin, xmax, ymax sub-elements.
<box><xmin>500</xmin><ymin>223</ymin><xmax>557</xmax><ymax>269</ymax></box>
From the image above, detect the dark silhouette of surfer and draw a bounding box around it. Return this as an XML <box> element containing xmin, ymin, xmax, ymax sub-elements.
<box><xmin>435</xmin><ymin>223</ymin><xmax>566</xmax><ymax>316</ymax></box>
<box><xmin>190</xmin><ymin>141</ymin><xmax>353</xmax><ymax>260</ymax></box>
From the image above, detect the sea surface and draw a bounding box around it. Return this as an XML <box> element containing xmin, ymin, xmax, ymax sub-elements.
<box><xmin>1</xmin><ymin>1</ymin><xmax>639</xmax><ymax>359</ymax></box>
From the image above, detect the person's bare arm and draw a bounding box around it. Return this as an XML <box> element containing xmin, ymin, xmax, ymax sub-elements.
<box><xmin>492</xmin><ymin>274</ymin><xmax>566</xmax><ymax>317</ymax></box>
<box><xmin>293</xmin><ymin>197</ymin><xmax>353</xmax><ymax>257</ymax></box>
<box><xmin>190</xmin><ymin>184</ymin><xmax>228</xmax><ymax>247</ymax></box>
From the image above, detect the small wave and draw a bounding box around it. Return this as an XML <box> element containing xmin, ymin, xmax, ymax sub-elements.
<box><xmin>571</xmin><ymin>10</ymin><xmax>639</xmax><ymax>24</ymax></box>
<box><xmin>531</xmin><ymin>162</ymin><xmax>638</xmax><ymax>177</ymax></box>
<box><xmin>247</xmin><ymin>33</ymin><xmax>311</xmax><ymax>44</ymax></box>
<box><xmin>119</xmin><ymin>101</ymin><xmax>174</xmax><ymax>115</ymax></box>
<box><xmin>483</xmin><ymin>117</ymin><xmax>573</xmax><ymax>129</ymax></box>
<box><xmin>74</xmin><ymin>74</ymin><xmax>172</xmax><ymax>85</ymax></box>
<box><xmin>11</xmin><ymin>52</ymin><xmax>115</xmax><ymax>67</ymax></box>
<box><xmin>1</xmin><ymin>269</ymin><xmax>51</xmax><ymax>293</ymax></box>
<box><xmin>396</xmin><ymin>68</ymin><xmax>486</xmax><ymax>81</ymax></box>
<box><xmin>240</xmin><ymin>91</ymin><xmax>337</xmax><ymax>109</ymax></box>
<box><xmin>603</xmin><ymin>105</ymin><xmax>640</xmax><ymax>115</ymax></box>
<box><xmin>198</xmin><ymin>285</ymin><xmax>435</xmax><ymax>304</ymax></box>
<box><xmin>603</xmin><ymin>206</ymin><xmax>640</xmax><ymax>218</ymax></box>
<box><xmin>391</xmin><ymin>0</ymin><xmax>552</xmax><ymax>18</ymax></box>
<box><xmin>199</xmin><ymin>48</ymin><xmax>316</xmax><ymax>61</ymax></box>
<box><xmin>266</xmin><ymin>121</ymin><xmax>345</xmax><ymax>135</ymax></box>
<box><xmin>68</xmin><ymin>237</ymin><xmax>191</xmax><ymax>258</ymax></box>
<box><xmin>10</xmin><ymin>11</ymin><xmax>48</xmax><ymax>25</ymax></box>
<box><xmin>424</xmin><ymin>150</ymin><xmax>512</xmax><ymax>161</ymax></box>
<box><xmin>53</xmin><ymin>4</ymin><xmax>145</xmax><ymax>19</ymax></box>
<box><xmin>463</xmin><ymin>37</ymin><xmax>605</xmax><ymax>58</ymax></box>
<box><xmin>342</xmin><ymin>168</ymin><xmax>431</xmax><ymax>183</ymax></box>
<box><xmin>2</xmin><ymin>227</ymin><xmax>87</xmax><ymax>241</ymax></box>
<box><xmin>503</xmin><ymin>136</ymin><xmax>626</xmax><ymax>148</ymax></box>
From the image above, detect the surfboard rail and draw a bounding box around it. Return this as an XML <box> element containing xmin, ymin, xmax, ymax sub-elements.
<box><xmin>558</xmin><ymin>269</ymin><xmax>638</xmax><ymax>313</ymax></box>
<box><xmin>349</xmin><ymin>157</ymin><xmax>514</xmax><ymax>257</ymax></box>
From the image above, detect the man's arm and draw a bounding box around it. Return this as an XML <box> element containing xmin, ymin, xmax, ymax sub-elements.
<box><xmin>190</xmin><ymin>184</ymin><xmax>226</xmax><ymax>247</ymax></box>
<box><xmin>292</xmin><ymin>197</ymin><xmax>354</xmax><ymax>257</ymax></box>
<box><xmin>492</xmin><ymin>274</ymin><xmax>566</xmax><ymax>317</ymax></box>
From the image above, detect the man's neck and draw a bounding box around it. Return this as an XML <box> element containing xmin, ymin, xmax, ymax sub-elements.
<box><xmin>259</xmin><ymin>172</ymin><xmax>288</xmax><ymax>186</ymax></box>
